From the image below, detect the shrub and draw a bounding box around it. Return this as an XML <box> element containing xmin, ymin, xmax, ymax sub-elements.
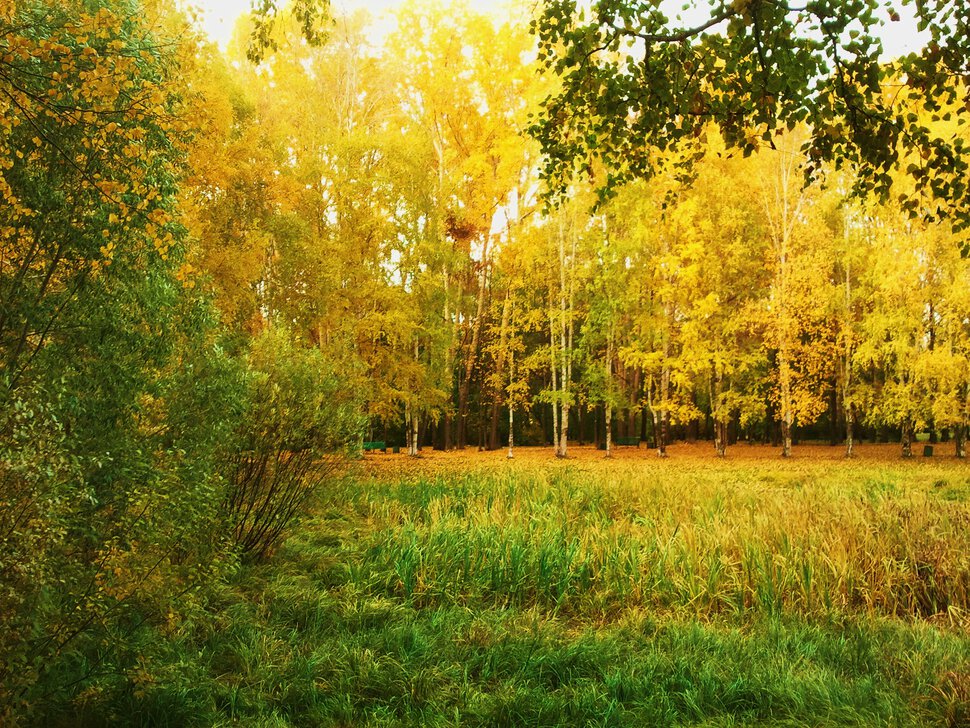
<box><xmin>225</xmin><ymin>329</ymin><xmax>363</xmax><ymax>561</ymax></box>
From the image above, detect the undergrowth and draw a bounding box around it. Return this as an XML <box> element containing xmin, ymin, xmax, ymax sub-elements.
<box><xmin>42</xmin><ymin>458</ymin><xmax>970</xmax><ymax>726</ymax></box>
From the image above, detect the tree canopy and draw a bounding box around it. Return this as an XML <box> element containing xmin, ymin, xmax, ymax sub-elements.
<box><xmin>531</xmin><ymin>0</ymin><xmax>970</xmax><ymax>231</ymax></box>
<box><xmin>245</xmin><ymin>0</ymin><xmax>330</xmax><ymax>62</ymax></box>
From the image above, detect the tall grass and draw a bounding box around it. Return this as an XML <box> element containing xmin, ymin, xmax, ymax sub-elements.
<box><xmin>37</xmin><ymin>457</ymin><xmax>970</xmax><ymax>726</ymax></box>
<box><xmin>340</xmin><ymin>461</ymin><xmax>970</xmax><ymax>622</ymax></box>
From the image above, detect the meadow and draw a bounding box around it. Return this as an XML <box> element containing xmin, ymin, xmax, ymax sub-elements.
<box><xmin>81</xmin><ymin>446</ymin><xmax>969</xmax><ymax>726</ymax></box>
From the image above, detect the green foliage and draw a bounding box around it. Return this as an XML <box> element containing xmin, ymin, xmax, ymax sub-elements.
<box><xmin>0</xmin><ymin>381</ymin><xmax>80</xmax><ymax>714</ymax></box>
<box><xmin>0</xmin><ymin>0</ymin><xmax>187</xmax><ymax>386</ymax></box>
<box><xmin>246</xmin><ymin>0</ymin><xmax>331</xmax><ymax>63</ymax></box>
<box><xmin>225</xmin><ymin>328</ymin><xmax>364</xmax><ymax>562</ymax></box>
<box><xmin>49</xmin><ymin>460</ymin><xmax>970</xmax><ymax>726</ymax></box>
<box><xmin>0</xmin><ymin>268</ymin><xmax>248</xmax><ymax>719</ymax></box>
<box><xmin>532</xmin><ymin>0</ymin><xmax>970</xmax><ymax>229</ymax></box>
<box><xmin>0</xmin><ymin>0</ymin><xmax>250</xmax><ymax>717</ymax></box>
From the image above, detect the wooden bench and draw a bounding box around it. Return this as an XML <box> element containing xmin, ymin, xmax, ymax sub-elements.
<box><xmin>362</xmin><ymin>441</ymin><xmax>386</xmax><ymax>452</ymax></box>
<box><xmin>614</xmin><ymin>437</ymin><xmax>640</xmax><ymax>447</ymax></box>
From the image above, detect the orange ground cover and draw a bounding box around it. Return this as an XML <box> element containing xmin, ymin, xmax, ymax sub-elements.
<box><xmin>360</xmin><ymin>441</ymin><xmax>968</xmax><ymax>477</ymax></box>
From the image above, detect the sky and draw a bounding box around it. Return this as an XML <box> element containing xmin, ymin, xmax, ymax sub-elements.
<box><xmin>186</xmin><ymin>0</ymin><xmax>928</xmax><ymax>59</ymax></box>
<box><xmin>187</xmin><ymin>0</ymin><xmax>502</xmax><ymax>49</ymax></box>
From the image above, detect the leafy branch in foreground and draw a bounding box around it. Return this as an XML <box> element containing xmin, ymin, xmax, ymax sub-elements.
<box><xmin>532</xmin><ymin>0</ymin><xmax>970</xmax><ymax>230</ymax></box>
<box><xmin>245</xmin><ymin>0</ymin><xmax>331</xmax><ymax>63</ymax></box>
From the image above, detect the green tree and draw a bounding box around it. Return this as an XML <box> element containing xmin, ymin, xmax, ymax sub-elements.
<box><xmin>531</xmin><ymin>0</ymin><xmax>970</xmax><ymax>230</ymax></box>
<box><xmin>0</xmin><ymin>0</ymin><xmax>246</xmax><ymax>712</ymax></box>
<box><xmin>226</xmin><ymin>328</ymin><xmax>362</xmax><ymax>561</ymax></box>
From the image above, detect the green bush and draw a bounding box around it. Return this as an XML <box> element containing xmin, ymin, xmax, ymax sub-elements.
<box><xmin>0</xmin><ymin>1</ymin><xmax>248</xmax><ymax>715</ymax></box>
<box><xmin>225</xmin><ymin>328</ymin><xmax>364</xmax><ymax>562</ymax></box>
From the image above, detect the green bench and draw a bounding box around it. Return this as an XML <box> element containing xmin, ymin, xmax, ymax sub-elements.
<box><xmin>614</xmin><ymin>437</ymin><xmax>640</xmax><ymax>447</ymax></box>
<box><xmin>363</xmin><ymin>441</ymin><xmax>386</xmax><ymax>452</ymax></box>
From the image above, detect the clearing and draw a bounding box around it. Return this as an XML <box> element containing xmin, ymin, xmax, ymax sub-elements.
<box><xmin>128</xmin><ymin>446</ymin><xmax>970</xmax><ymax>726</ymax></box>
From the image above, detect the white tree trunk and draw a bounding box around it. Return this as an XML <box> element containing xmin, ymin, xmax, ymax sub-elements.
<box><xmin>549</xmin><ymin>290</ymin><xmax>560</xmax><ymax>456</ymax></box>
<box><xmin>605</xmin><ymin>331</ymin><xmax>613</xmax><ymax>458</ymax></box>
<box><xmin>845</xmin><ymin>406</ymin><xmax>855</xmax><ymax>459</ymax></box>
<box><xmin>558</xmin><ymin>217</ymin><xmax>575</xmax><ymax>459</ymax></box>
<box><xmin>507</xmin><ymin>348</ymin><xmax>515</xmax><ymax>460</ymax></box>
<box><xmin>759</xmin><ymin>138</ymin><xmax>808</xmax><ymax>460</ymax></box>
<box><xmin>842</xmin><ymin>214</ymin><xmax>855</xmax><ymax>459</ymax></box>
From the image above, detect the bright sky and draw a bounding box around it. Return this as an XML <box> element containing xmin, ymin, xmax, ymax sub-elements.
<box><xmin>187</xmin><ymin>0</ymin><xmax>503</xmax><ymax>50</ymax></box>
<box><xmin>189</xmin><ymin>0</ymin><xmax>248</xmax><ymax>47</ymax></box>
<box><xmin>187</xmin><ymin>0</ymin><xmax>927</xmax><ymax>59</ymax></box>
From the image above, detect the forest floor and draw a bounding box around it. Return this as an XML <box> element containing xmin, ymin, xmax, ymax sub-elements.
<box><xmin>361</xmin><ymin>441</ymin><xmax>968</xmax><ymax>471</ymax></box>
<box><xmin>114</xmin><ymin>448</ymin><xmax>970</xmax><ymax>726</ymax></box>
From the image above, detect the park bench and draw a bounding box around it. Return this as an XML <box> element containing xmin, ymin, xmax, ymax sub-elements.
<box><xmin>362</xmin><ymin>441</ymin><xmax>386</xmax><ymax>452</ymax></box>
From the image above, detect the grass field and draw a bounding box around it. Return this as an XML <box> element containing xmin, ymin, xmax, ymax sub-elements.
<box><xmin>90</xmin><ymin>445</ymin><xmax>970</xmax><ymax>726</ymax></box>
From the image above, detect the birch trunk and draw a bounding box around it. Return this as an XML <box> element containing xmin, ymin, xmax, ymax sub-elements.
<box><xmin>441</xmin><ymin>264</ymin><xmax>453</xmax><ymax>451</ymax></box>
<box><xmin>433</xmin><ymin>114</ymin><xmax>453</xmax><ymax>452</ymax></box>
<box><xmin>559</xmin><ymin>219</ymin><xmax>568</xmax><ymax>457</ymax></box>
<box><xmin>957</xmin><ymin>386</ymin><xmax>969</xmax><ymax>458</ymax></box>
<box><xmin>489</xmin><ymin>289</ymin><xmax>512</xmax><ymax>450</ymax></box>
<box><xmin>657</xmin><ymin>231</ymin><xmax>672</xmax><ymax>459</ymax></box>
<box><xmin>712</xmin><ymin>367</ymin><xmax>727</xmax><ymax>457</ymax></box>
<box><xmin>408</xmin><ymin>339</ymin><xmax>420</xmax><ymax>456</ymax></box>
<box><xmin>659</xmin><ymin>357</ymin><xmax>670</xmax><ymax>458</ymax></box>
<box><xmin>457</xmin><ymin>244</ymin><xmax>490</xmax><ymax>449</ymax></box>
<box><xmin>778</xmin><ymin>243</ymin><xmax>793</xmax><ymax>459</ymax></box>
<box><xmin>605</xmin><ymin>329</ymin><xmax>614</xmax><ymax>458</ymax></box>
<box><xmin>845</xmin><ymin>405</ymin><xmax>855</xmax><ymax>459</ymax></box>
<box><xmin>507</xmin><ymin>347</ymin><xmax>515</xmax><ymax>459</ymax></box>
<box><xmin>842</xmin><ymin>218</ymin><xmax>855</xmax><ymax>459</ymax></box>
<box><xmin>405</xmin><ymin>401</ymin><xmax>411</xmax><ymax>455</ymax></box>
<box><xmin>549</xmin><ymin>290</ymin><xmax>560</xmax><ymax>456</ymax></box>
<box><xmin>760</xmin><ymin>140</ymin><xmax>806</xmax><ymax>460</ymax></box>
<box><xmin>646</xmin><ymin>374</ymin><xmax>664</xmax><ymax>456</ymax></box>
<box><xmin>780</xmin><ymin>362</ymin><xmax>793</xmax><ymax>458</ymax></box>
<box><xmin>557</xmin><ymin>219</ymin><xmax>576</xmax><ymax>459</ymax></box>
<box><xmin>410</xmin><ymin>410</ymin><xmax>419</xmax><ymax>457</ymax></box>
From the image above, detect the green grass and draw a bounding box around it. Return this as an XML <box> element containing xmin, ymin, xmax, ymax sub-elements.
<box><xmin>56</xmin><ymin>458</ymin><xmax>970</xmax><ymax>726</ymax></box>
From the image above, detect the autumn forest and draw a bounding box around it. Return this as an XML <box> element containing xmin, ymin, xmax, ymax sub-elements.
<box><xmin>190</xmin><ymin>3</ymin><xmax>970</xmax><ymax>462</ymax></box>
<box><xmin>2</xmin><ymin>0</ymin><xmax>970</xmax><ymax>724</ymax></box>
